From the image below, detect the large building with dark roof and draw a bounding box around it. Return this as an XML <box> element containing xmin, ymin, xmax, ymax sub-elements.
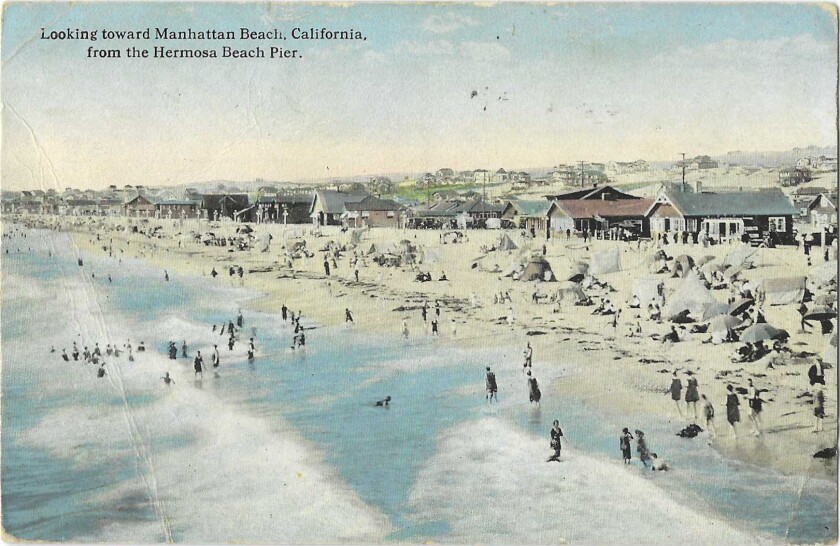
<box><xmin>646</xmin><ymin>185</ymin><xmax>798</xmax><ymax>244</ymax></box>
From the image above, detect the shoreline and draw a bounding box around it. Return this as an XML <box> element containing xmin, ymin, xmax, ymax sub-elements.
<box><xmin>11</xmin><ymin>214</ymin><xmax>839</xmax><ymax>482</ymax></box>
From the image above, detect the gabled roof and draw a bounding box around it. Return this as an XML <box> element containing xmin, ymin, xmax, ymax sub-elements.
<box><xmin>545</xmin><ymin>185</ymin><xmax>640</xmax><ymax>201</ymax></box>
<box><xmin>653</xmin><ymin>189</ymin><xmax>798</xmax><ymax>217</ymax></box>
<box><xmin>344</xmin><ymin>196</ymin><xmax>402</xmax><ymax>212</ymax></box>
<box><xmin>157</xmin><ymin>200</ymin><xmax>200</xmax><ymax>206</ymax></box>
<box><xmin>555</xmin><ymin>199</ymin><xmax>653</xmax><ymax>219</ymax></box>
<box><xmin>504</xmin><ymin>200</ymin><xmax>554</xmax><ymax>218</ymax></box>
<box><xmin>124</xmin><ymin>194</ymin><xmax>155</xmax><ymax>206</ymax></box>
<box><xmin>312</xmin><ymin>190</ymin><xmax>369</xmax><ymax>214</ymax></box>
<box><xmin>809</xmin><ymin>193</ymin><xmax>838</xmax><ymax>211</ymax></box>
<box><xmin>276</xmin><ymin>192</ymin><xmax>314</xmax><ymax>204</ymax></box>
<box><xmin>457</xmin><ymin>199</ymin><xmax>507</xmax><ymax>214</ymax></box>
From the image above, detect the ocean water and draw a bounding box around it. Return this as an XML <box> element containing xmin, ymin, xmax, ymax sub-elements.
<box><xmin>1</xmin><ymin>227</ymin><xmax>836</xmax><ymax>543</ymax></box>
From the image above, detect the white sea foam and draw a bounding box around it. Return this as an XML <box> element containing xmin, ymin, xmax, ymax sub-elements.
<box><xmin>3</xmin><ymin>244</ymin><xmax>392</xmax><ymax>542</ymax></box>
<box><xmin>408</xmin><ymin>417</ymin><xmax>770</xmax><ymax>545</ymax></box>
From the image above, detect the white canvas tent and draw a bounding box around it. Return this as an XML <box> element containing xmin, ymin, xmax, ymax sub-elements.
<box><xmin>589</xmin><ymin>248</ymin><xmax>621</xmax><ymax>275</ymax></box>
<box><xmin>809</xmin><ymin>262</ymin><xmax>837</xmax><ymax>287</ymax></box>
<box><xmin>723</xmin><ymin>244</ymin><xmax>757</xmax><ymax>268</ymax></box>
<box><xmin>498</xmin><ymin>234</ymin><xmax>518</xmax><ymax>251</ymax></box>
<box><xmin>555</xmin><ymin>281</ymin><xmax>586</xmax><ymax>306</ymax></box>
<box><xmin>633</xmin><ymin>278</ymin><xmax>664</xmax><ymax>307</ymax></box>
<box><xmin>663</xmin><ymin>271</ymin><xmax>718</xmax><ymax>319</ymax></box>
<box><xmin>758</xmin><ymin>277</ymin><xmax>807</xmax><ymax>306</ymax></box>
<box><xmin>519</xmin><ymin>257</ymin><xmax>555</xmax><ymax>282</ymax></box>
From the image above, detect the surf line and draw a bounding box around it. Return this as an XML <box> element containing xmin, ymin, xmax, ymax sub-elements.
<box><xmin>62</xmin><ymin>235</ymin><xmax>175</xmax><ymax>543</ymax></box>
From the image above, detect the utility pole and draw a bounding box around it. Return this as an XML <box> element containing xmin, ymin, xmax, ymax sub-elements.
<box><xmin>426</xmin><ymin>177</ymin><xmax>431</xmax><ymax>206</ymax></box>
<box><xmin>680</xmin><ymin>152</ymin><xmax>686</xmax><ymax>192</ymax></box>
<box><xmin>579</xmin><ymin>161</ymin><xmax>585</xmax><ymax>188</ymax></box>
<box><xmin>482</xmin><ymin>173</ymin><xmax>486</xmax><ymax>217</ymax></box>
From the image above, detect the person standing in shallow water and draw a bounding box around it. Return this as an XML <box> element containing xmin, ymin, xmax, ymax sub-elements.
<box><xmin>546</xmin><ymin>420</ymin><xmax>564</xmax><ymax>462</ymax></box>
<box><xmin>685</xmin><ymin>374</ymin><xmax>700</xmax><ymax>422</ymax></box>
<box><xmin>620</xmin><ymin>428</ymin><xmax>634</xmax><ymax>464</ymax></box>
<box><xmin>726</xmin><ymin>384</ymin><xmax>740</xmax><ymax>439</ymax></box>
<box><xmin>667</xmin><ymin>371</ymin><xmax>683</xmax><ymax>418</ymax></box>
<box><xmin>485</xmin><ymin>367</ymin><xmax>498</xmax><ymax>403</ymax></box>
<box><xmin>702</xmin><ymin>394</ymin><xmax>716</xmax><ymax>437</ymax></box>
<box><xmin>193</xmin><ymin>351</ymin><xmax>204</xmax><ymax>377</ymax></box>
<box><xmin>636</xmin><ymin>430</ymin><xmax>652</xmax><ymax>469</ymax></box>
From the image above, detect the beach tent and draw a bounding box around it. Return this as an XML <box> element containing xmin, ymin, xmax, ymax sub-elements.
<box><xmin>633</xmin><ymin>278</ymin><xmax>664</xmax><ymax>307</ymax></box>
<box><xmin>350</xmin><ymin>226</ymin><xmax>369</xmax><ymax>245</ymax></box>
<box><xmin>565</xmin><ymin>262</ymin><xmax>589</xmax><ymax>282</ymax></box>
<box><xmin>758</xmin><ymin>277</ymin><xmax>807</xmax><ymax>306</ymax></box>
<box><xmin>822</xmin><ymin>333</ymin><xmax>837</xmax><ymax>365</ymax></box>
<box><xmin>367</xmin><ymin>243</ymin><xmax>378</xmax><ymax>255</ymax></box>
<box><xmin>555</xmin><ymin>281</ymin><xmax>586</xmax><ymax>306</ymax></box>
<box><xmin>723</xmin><ymin>244</ymin><xmax>757</xmax><ymax>268</ymax></box>
<box><xmin>590</xmin><ymin>248</ymin><xmax>621</xmax><ymax>275</ymax></box>
<box><xmin>663</xmin><ymin>271</ymin><xmax>719</xmax><ymax>319</ymax></box>
<box><xmin>501</xmin><ymin>258</ymin><xmax>524</xmax><ymax>278</ymax></box>
<box><xmin>498</xmin><ymin>234</ymin><xmax>518</xmax><ymax>251</ymax></box>
<box><xmin>520</xmin><ymin>257</ymin><xmax>556</xmax><ymax>282</ymax></box>
<box><xmin>809</xmin><ymin>262</ymin><xmax>837</xmax><ymax>287</ymax></box>
<box><xmin>258</xmin><ymin>232</ymin><xmax>272</xmax><ymax>253</ymax></box>
<box><xmin>672</xmin><ymin>255</ymin><xmax>695</xmax><ymax>278</ymax></box>
<box><xmin>423</xmin><ymin>249</ymin><xmax>442</xmax><ymax>264</ymax></box>
<box><xmin>703</xmin><ymin>302</ymin><xmax>733</xmax><ymax>321</ymax></box>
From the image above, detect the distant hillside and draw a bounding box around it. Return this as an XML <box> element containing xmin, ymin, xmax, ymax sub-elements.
<box><xmin>712</xmin><ymin>145</ymin><xmax>837</xmax><ymax>168</ymax></box>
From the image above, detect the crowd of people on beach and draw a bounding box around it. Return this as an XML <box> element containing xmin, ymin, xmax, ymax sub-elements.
<box><xmin>7</xmin><ymin>215</ymin><xmax>837</xmax><ymax>479</ymax></box>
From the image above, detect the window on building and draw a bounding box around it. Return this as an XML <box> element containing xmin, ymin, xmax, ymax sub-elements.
<box><xmin>769</xmin><ymin>217</ymin><xmax>786</xmax><ymax>232</ymax></box>
<box><xmin>387</xmin><ymin>211</ymin><xmax>395</xmax><ymax>218</ymax></box>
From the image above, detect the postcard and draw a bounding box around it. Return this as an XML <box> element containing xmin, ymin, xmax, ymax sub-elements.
<box><xmin>1</xmin><ymin>2</ymin><xmax>838</xmax><ymax>544</ymax></box>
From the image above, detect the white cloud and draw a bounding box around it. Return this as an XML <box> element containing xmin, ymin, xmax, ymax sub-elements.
<box><xmin>460</xmin><ymin>41</ymin><xmax>511</xmax><ymax>63</ymax></box>
<box><xmin>421</xmin><ymin>13</ymin><xmax>478</xmax><ymax>34</ymax></box>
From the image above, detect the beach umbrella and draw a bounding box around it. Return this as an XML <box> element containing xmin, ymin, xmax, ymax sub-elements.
<box><xmin>740</xmin><ymin>323</ymin><xmax>789</xmax><ymax>343</ymax></box>
<box><xmin>566</xmin><ymin>262</ymin><xmax>589</xmax><ymax>282</ymax></box>
<box><xmin>696</xmin><ymin>255</ymin><xmax>716</xmax><ymax>267</ymax></box>
<box><xmin>814</xmin><ymin>293</ymin><xmax>836</xmax><ymax>307</ymax></box>
<box><xmin>805</xmin><ymin>305</ymin><xmax>838</xmax><ymax>321</ymax></box>
<box><xmin>708</xmin><ymin>314</ymin><xmax>742</xmax><ymax>333</ymax></box>
<box><xmin>729</xmin><ymin>298</ymin><xmax>754</xmax><ymax>316</ymax></box>
<box><xmin>236</xmin><ymin>225</ymin><xmax>253</xmax><ymax>234</ymax></box>
<box><xmin>724</xmin><ymin>265</ymin><xmax>742</xmax><ymax>280</ymax></box>
<box><xmin>703</xmin><ymin>302</ymin><xmax>732</xmax><ymax>321</ymax></box>
<box><xmin>675</xmin><ymin>254</ymin><xmax>695</xmax><ymax>269</ymax></box>
<box><xmin>703</xmin><ymin>263</ymin><xmax>726</xmax><ymax>274</ymax></box>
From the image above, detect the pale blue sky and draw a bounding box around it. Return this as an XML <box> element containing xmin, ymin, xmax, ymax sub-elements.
<box><xmin>2</xmin><ymin>2</ymin><xmax>837</xmax><ymax>190</ymax></box>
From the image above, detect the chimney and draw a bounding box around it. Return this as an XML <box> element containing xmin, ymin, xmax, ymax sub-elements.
<box><xmin>693</xmin><ymin>180</ymin><xmax>702</xmax><ymax>194</ymax></box>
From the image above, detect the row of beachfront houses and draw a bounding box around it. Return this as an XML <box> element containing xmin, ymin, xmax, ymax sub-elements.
<box><xmin>3</xmin><ymin>184</ymin><xmax>836</xmax><ymax>244</ymax></box>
